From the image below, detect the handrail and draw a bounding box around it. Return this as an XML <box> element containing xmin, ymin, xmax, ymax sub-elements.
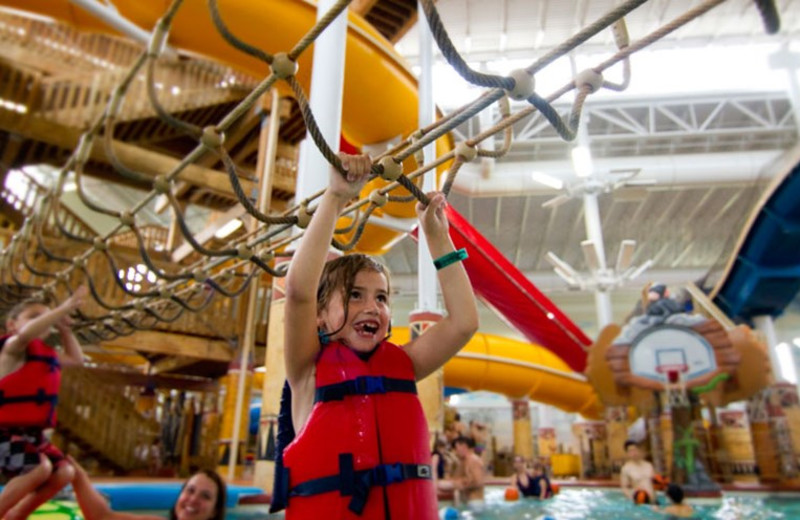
<box><xmin>0</xmin><ymin>11</ymin><xmax>256</xmax><ymax>131</ymax></box>
<box><xmin>0</xmin><ymin>169</ymin><xmax>96</xmax><ymax>240</ymax></box>
<box><xmin>57</xmin><ymin>365</ymin><xmax>160</xmax><ymax>472</ymax></box>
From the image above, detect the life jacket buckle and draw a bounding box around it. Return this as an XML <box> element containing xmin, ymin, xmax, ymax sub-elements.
<box><xmin>375</xmin><ymin>463</ymin><xmax>404</xmax><ymax>486</ymax></box>
<box><xmin>417</xmin><ymin>464</ymin><xmax>432</xmax><ymax>478</ymax></box>
<box><xmin>356</xmin><ymin>376</ymin><xmax>385</xmax><ymax>395</ymax></box>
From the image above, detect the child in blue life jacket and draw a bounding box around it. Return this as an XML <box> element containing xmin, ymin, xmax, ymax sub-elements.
<box><xmin>0</xmin><ymin>286</ymin><xmax>87</xmax><ymax>519</ymax></box>
<box><xmin>273</xmin><ymin>153</ymin><xmax>479</xmax><ymax>519</ymax></box>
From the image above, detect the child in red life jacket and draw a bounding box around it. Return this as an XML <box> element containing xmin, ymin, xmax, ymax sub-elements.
<box><xmin>277</xmin><ymin>153</ymin><xmax>479</xmax><ymax>519</ymax></box>
<box><xmin>0</xmin><ymin>286</ymin><xmax>88</xmax><ymax>519</ymax></box>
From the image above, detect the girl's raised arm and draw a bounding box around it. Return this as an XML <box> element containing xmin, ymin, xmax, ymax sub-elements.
<box><xmin>404</xmin><ymin>192</ymin><xmax>479</xmax><ymax>380</ymax></box>
<box><xmin>283</xmin><ymin>154</ymin><xmax>372</xmax><ymax>386</ymax></box>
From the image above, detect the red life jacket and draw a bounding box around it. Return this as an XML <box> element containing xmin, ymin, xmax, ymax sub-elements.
<box><xmin>280</xmin><ymin>340</ymin><xmax>437</xmax><ymax>520</ymax></box>
<box><xmin>0</xmin><ymin>336</ymin><xmax>61</xmax><ymax>428</ymax></box>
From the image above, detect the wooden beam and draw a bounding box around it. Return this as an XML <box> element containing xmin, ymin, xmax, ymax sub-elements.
<box><xmin>1</xmin><ymin>117</ymin><xmax>256</xmax><ymax>198</ymax></box>
<box><xmin>101</xmin><ymin>330</ymin><xmax>234</xmax><ymax>362</ymax></box>
<box><xmin>390</xmin><ymin>12</ymin><xmax>419</xmax><ymax>43</ymax></box>
<box><xmin>350</xmin><ymin>0</ymin><xmax>381</xmax><ymax>15</ymax></box>
<box><xmin>68</xmin><ymin>365</ymin><xmax>218</xmax><ymax>392</ymax></box>
<box><xmin>151</xmin><ymin>356</ymin><xmax>200</xmax><ymax>374</ymax></box>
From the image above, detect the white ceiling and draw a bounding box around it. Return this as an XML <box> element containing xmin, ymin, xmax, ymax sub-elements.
<box><xmin>380</xmin><ymin>0</ymin><xmax>800</xmax><ymax>347</ymax></box>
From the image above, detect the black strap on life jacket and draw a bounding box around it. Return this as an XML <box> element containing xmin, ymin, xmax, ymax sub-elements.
<box><xmin>27</xmin><ymin>353</ymin><xmax>60</xmax><ymax>372</ymax></box>
<box><xmin>269</xmin><ymin>381</ymin><xmax>296</xmax><ymax>514</ymax></box>
<box><xmin>314</xmin><ymin>375</ymin><xmax>417</xmax><ymax>403</ymax></box>
<box><xmin>284</xmin><ymin>453</ymin><xmax>431</xmax><ymax>515</ymax></box>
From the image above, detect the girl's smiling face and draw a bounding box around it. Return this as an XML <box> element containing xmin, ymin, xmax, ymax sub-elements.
<box><xmin>318</xmin><ymin>269</ymin><xmax>391</xmax><ymax>353</ymax></box>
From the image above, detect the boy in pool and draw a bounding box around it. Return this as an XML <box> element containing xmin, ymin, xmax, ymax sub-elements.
<box><xmin>276</xmin><ymin>153</ymin><xmax>479</xmax><ymax>519</ymax></box>
<box><xmin>620</xmin><ymin>440</ymin><xmax>655</xmax><ymax>504</ymax></box>
<box><xmin>654</xmin><ymin>483</ymin><xmax>694</xmax><ymax>518</ymax></box>
<box><xmin>0</xmin><ymin>287</ymin><xmax>88</xmax><ymax>519</ymax></box>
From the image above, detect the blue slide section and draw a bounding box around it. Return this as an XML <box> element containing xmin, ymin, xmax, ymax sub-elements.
<box><xmin>713</xmin><ymin>151</ymin><xmax>800</xmax><ymax>321</ymax></box>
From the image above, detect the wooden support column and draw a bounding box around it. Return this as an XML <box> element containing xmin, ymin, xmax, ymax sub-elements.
<box><xmin>223</xmin><ymin>85</ymin><xmax>283</xmax><ymax>479</ymax></box>
<box><xmin>512</xmin><ymin>399</ymin><xmax>533</xmax><ymax>460</ymax></box>
<box><xmin>410</xmin><ymin>311</ymin><xmax>445</xmax><ymax>442</ymax></box>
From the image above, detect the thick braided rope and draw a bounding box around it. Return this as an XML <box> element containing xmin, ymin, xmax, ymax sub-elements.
<box><xmin>753</xmin><ymin>0</ymin><xmax>780</xmax><ymax>34</ymax></box>
<box><xmin>207</xmin><ymin>0</ymin><xmax>274</xmax><ymax>64</ymax></box>
<box><xmin>418</xmin><ymin>0</ymin><xmax>514</xmax><ymax>90</ymax></box>
<box><xmin>217</xmin><ymin>148</ymin><xmax>299</xmax><ymax>226</ymax></box>
<box><xmin>288</xmin><ymin>0</ymin><xmax>352</xmax><ymax>61</ymax></box>
<box><xmin>145</xmin><ymin>59</ymin><xmax>203</xmax><ymax>138</ymax></box>
<box><xmin>3</xmin><ymin>0</ymin><xmax>763</xmax><ymax>339</ymax></box>
<box><xmin>526</xmin><ymin>0</ymin><xmax>650</xmax><ymax>75</ymax></box>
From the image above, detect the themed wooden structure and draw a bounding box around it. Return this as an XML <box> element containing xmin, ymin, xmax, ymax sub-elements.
<box><xmin>585</xmin><ymin>284</ymin><xmax>797</xmax><ymax>490</ymax></box>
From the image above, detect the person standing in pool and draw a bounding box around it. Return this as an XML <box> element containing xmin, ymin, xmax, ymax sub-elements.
<box><xmin>653</xmin><ymin>483</ymin><xmax>694</xmax><ymax>517</ymax></box>
<box><xmin>620</xmin><ymin>440</ymin><xmax>655</xmax><ymax>504</ymax></box>
<box><xmin>68</xmin><ymin>456</ymin><xmax>226</xmax><ymax>520</ymax></box>
<box><xmin>452</xmin><ymin>436</ymin><xmax>486</xmax><ymax>506</ymax></box>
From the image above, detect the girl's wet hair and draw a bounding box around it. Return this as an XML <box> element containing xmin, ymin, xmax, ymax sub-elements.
<box><xmin>316</xmin><ymin>254</ymin><xmax>391</xmax><ymax>332</ymax></box>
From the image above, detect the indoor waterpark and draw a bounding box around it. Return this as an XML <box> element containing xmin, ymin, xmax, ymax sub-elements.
<box><xmin>0</xmin><ymin>0</ymin><xmax>799</xmax><ymax>519</ymax></box>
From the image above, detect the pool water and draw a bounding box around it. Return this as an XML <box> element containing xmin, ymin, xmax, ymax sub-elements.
<box><xmin>147</xmin><ymin>487</ymin><xmax>800</xmax><ymax>519</ymax></box>
<box><xmin>449</xmin><ymin>487</ymin><xmax>800</xmax><ymax>520</ymax></box>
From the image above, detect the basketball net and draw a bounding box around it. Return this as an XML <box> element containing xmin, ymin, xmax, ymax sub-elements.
<box><xmin>661</xmin><ymin>366</ymin><xmax>689</xmax><ymax>409</ymax></box>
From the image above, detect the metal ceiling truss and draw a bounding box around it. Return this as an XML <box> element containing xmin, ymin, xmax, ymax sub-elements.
<box><xmin>450</xmin><ymin>91</ymin><xmax>797</xmax><ymax>162</ymax></box>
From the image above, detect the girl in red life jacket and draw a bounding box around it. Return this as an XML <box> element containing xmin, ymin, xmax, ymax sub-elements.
<box><xmin>279</xmin><ymin>153</ymin><xmax>479</xmax><ymax>519</ymax></box>
<box><xmin>0</xmin><ymin>286</ymin><xmax>87</xmax><ymax>520</ymax></box>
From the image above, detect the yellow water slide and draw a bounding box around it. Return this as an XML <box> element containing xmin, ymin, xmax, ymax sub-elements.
<box><xmin>392</xmin><ymin>328</ymin><xmax>602</xmax><ymax>419</ymax></box>
<box><xmin>6</xmin><ymin>0</ymin><xmax>602</xmax><ymax>417</ymax></box>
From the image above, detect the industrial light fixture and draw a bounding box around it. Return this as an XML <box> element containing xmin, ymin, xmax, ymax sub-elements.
<box><xmin>615</xmin><ymin>239</ymin><xmax>636</xmax><ymax>273</ymax></box>
<box><xmin>531</xmin><ymin>171</ymin><xmax>564</xmax><ymax>190</ymax></box>
<box><xmin>571</xmin><ymin>145</ymin><xmax>593</xmax><ymax>178</ymax></box>
<box><xmin>776</xmin><ymin>343</ymin><xmax>798</xmax><ymax>384</ymax></box>
<box><xmin>581</xmin><ymin>240</ymin><xmax>601</xmax><ymax>272</ymax></box>
<box><xmin>214</xmin><ymin>218</ymin><xmax>243</xmax><ymax>239</ymax></box>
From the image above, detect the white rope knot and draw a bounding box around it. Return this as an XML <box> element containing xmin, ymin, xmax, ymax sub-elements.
<box><xmin>378</xmin><ymin>156</ymin><xmax>403</xmax><ymax>182</ymax></box>
<box><xmin>271</xmin><ymin>53</ymin><xmax>298</xmax><ymax>79</ymax></box>
<box><xmin>575</xmin><ymin>69</ymin><xmax>604</xmax><ymax>93</ymax></box>
<box><xmin>201</xmin><ymin>126</ymin><xmax>225</xmax><ymax>149</ymax></box>
<box><xmin>506</xmin><ymin>69</ymin><xmax>535</xmax><ymax>101</ymax></box>
<box><xmin>454</xmin><ymin>142</ymin><xmax>477</xmax><ymax>162</ymax></box>
<box><xmin>369</xmin><ymin>190</ymin><xmax>388</xmax><ymax>207</ymax></box>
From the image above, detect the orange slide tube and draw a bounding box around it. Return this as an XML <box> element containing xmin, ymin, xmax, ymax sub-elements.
<box><xmin>8</xmin><ymin>0</ymin><xmax>601</xmax><ymax>417</ymax></box>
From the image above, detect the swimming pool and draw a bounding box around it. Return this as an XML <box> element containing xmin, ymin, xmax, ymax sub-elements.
<box><xmin>146</xmin><ymin>486</ymin><xmax>800</xmax><ymax>519</ymax></box>
<box><xmin>445</xmin><ymin>487</ymin><xmax>800</xmax><ymax>520</ymax></box>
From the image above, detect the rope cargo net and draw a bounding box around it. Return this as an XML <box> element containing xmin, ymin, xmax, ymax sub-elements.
<box><xmin>0</xmin><ymin>0</ymin><xmax>781</xmax><ymax>345</ymax></box>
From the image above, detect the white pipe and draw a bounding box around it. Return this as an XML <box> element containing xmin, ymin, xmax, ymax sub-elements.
<box><xmin>452</xmin><ymin>150</ymin><xmax>783</xmax><ymax>196</ymax></box>
<box><xmin>583</xmin><ymin>193</ymin><xmax>613</xmax><ymax>328</ymax></box>
<box><xmin>68</xmin><ymin>0</ymin><xmax>176</xmax><ymax>58</ymax></box>
<box><xmin>417</xmin><ymin>0</ymin><xmax>438</xmax><ymax>313</ymax></box>
<box><xmin>753</xmin><ymin>315</ymin><xmax>783</xmax><ymax>383</ymax></box>
<box><xmin>294</xmin><ymin>0</ymin><xmax>348</xmax><ymax>200</ymax></box>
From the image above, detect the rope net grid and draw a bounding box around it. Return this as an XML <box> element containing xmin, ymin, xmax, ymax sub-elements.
<box><xmin>0</xmin><ymin>0</ymin><xmax>781</xmax><ymax>347</ymax></box>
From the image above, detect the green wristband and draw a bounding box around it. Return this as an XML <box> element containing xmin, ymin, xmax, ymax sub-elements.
<box><xmin>433</xmin><ymin>248</ymin><xmax>468</xmax><ymax>270</ymax></box>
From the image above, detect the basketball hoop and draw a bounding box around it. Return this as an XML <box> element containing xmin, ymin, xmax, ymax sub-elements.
<box><xmin>656</xmin><ymin>364</ymin><xmax>688</xmax><ymax>384</ymax></box>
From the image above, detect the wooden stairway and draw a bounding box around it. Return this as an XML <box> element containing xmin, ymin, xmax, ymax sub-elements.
<box><xmin>56</xmin><ymin>366</ymin><xmax>160</xmax><ymax>474</ymax></box>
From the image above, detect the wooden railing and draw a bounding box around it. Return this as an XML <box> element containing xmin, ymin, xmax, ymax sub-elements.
<box><xmin>108</xmin><ymin>225</ymin><xmax>169</xmax><ymax>252</ymax></box>
<box><xmin>0</xmin><ymin>170</ymin><xmax>96</xmax><ymax>240</ymax></box>
<box><xmin>0</xmin><ymin>11</ymin><xmax>255</xmax><ymax>131</ymax></box>
<box><xmin>2</xmin><ymin>231</ymin><xmax>243</xmax><ymax>341</ymax></box>
<box><xmin>56</xmin><ymin>366</ymin><xmax>159</xmax><ymax>473</ymax></box>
